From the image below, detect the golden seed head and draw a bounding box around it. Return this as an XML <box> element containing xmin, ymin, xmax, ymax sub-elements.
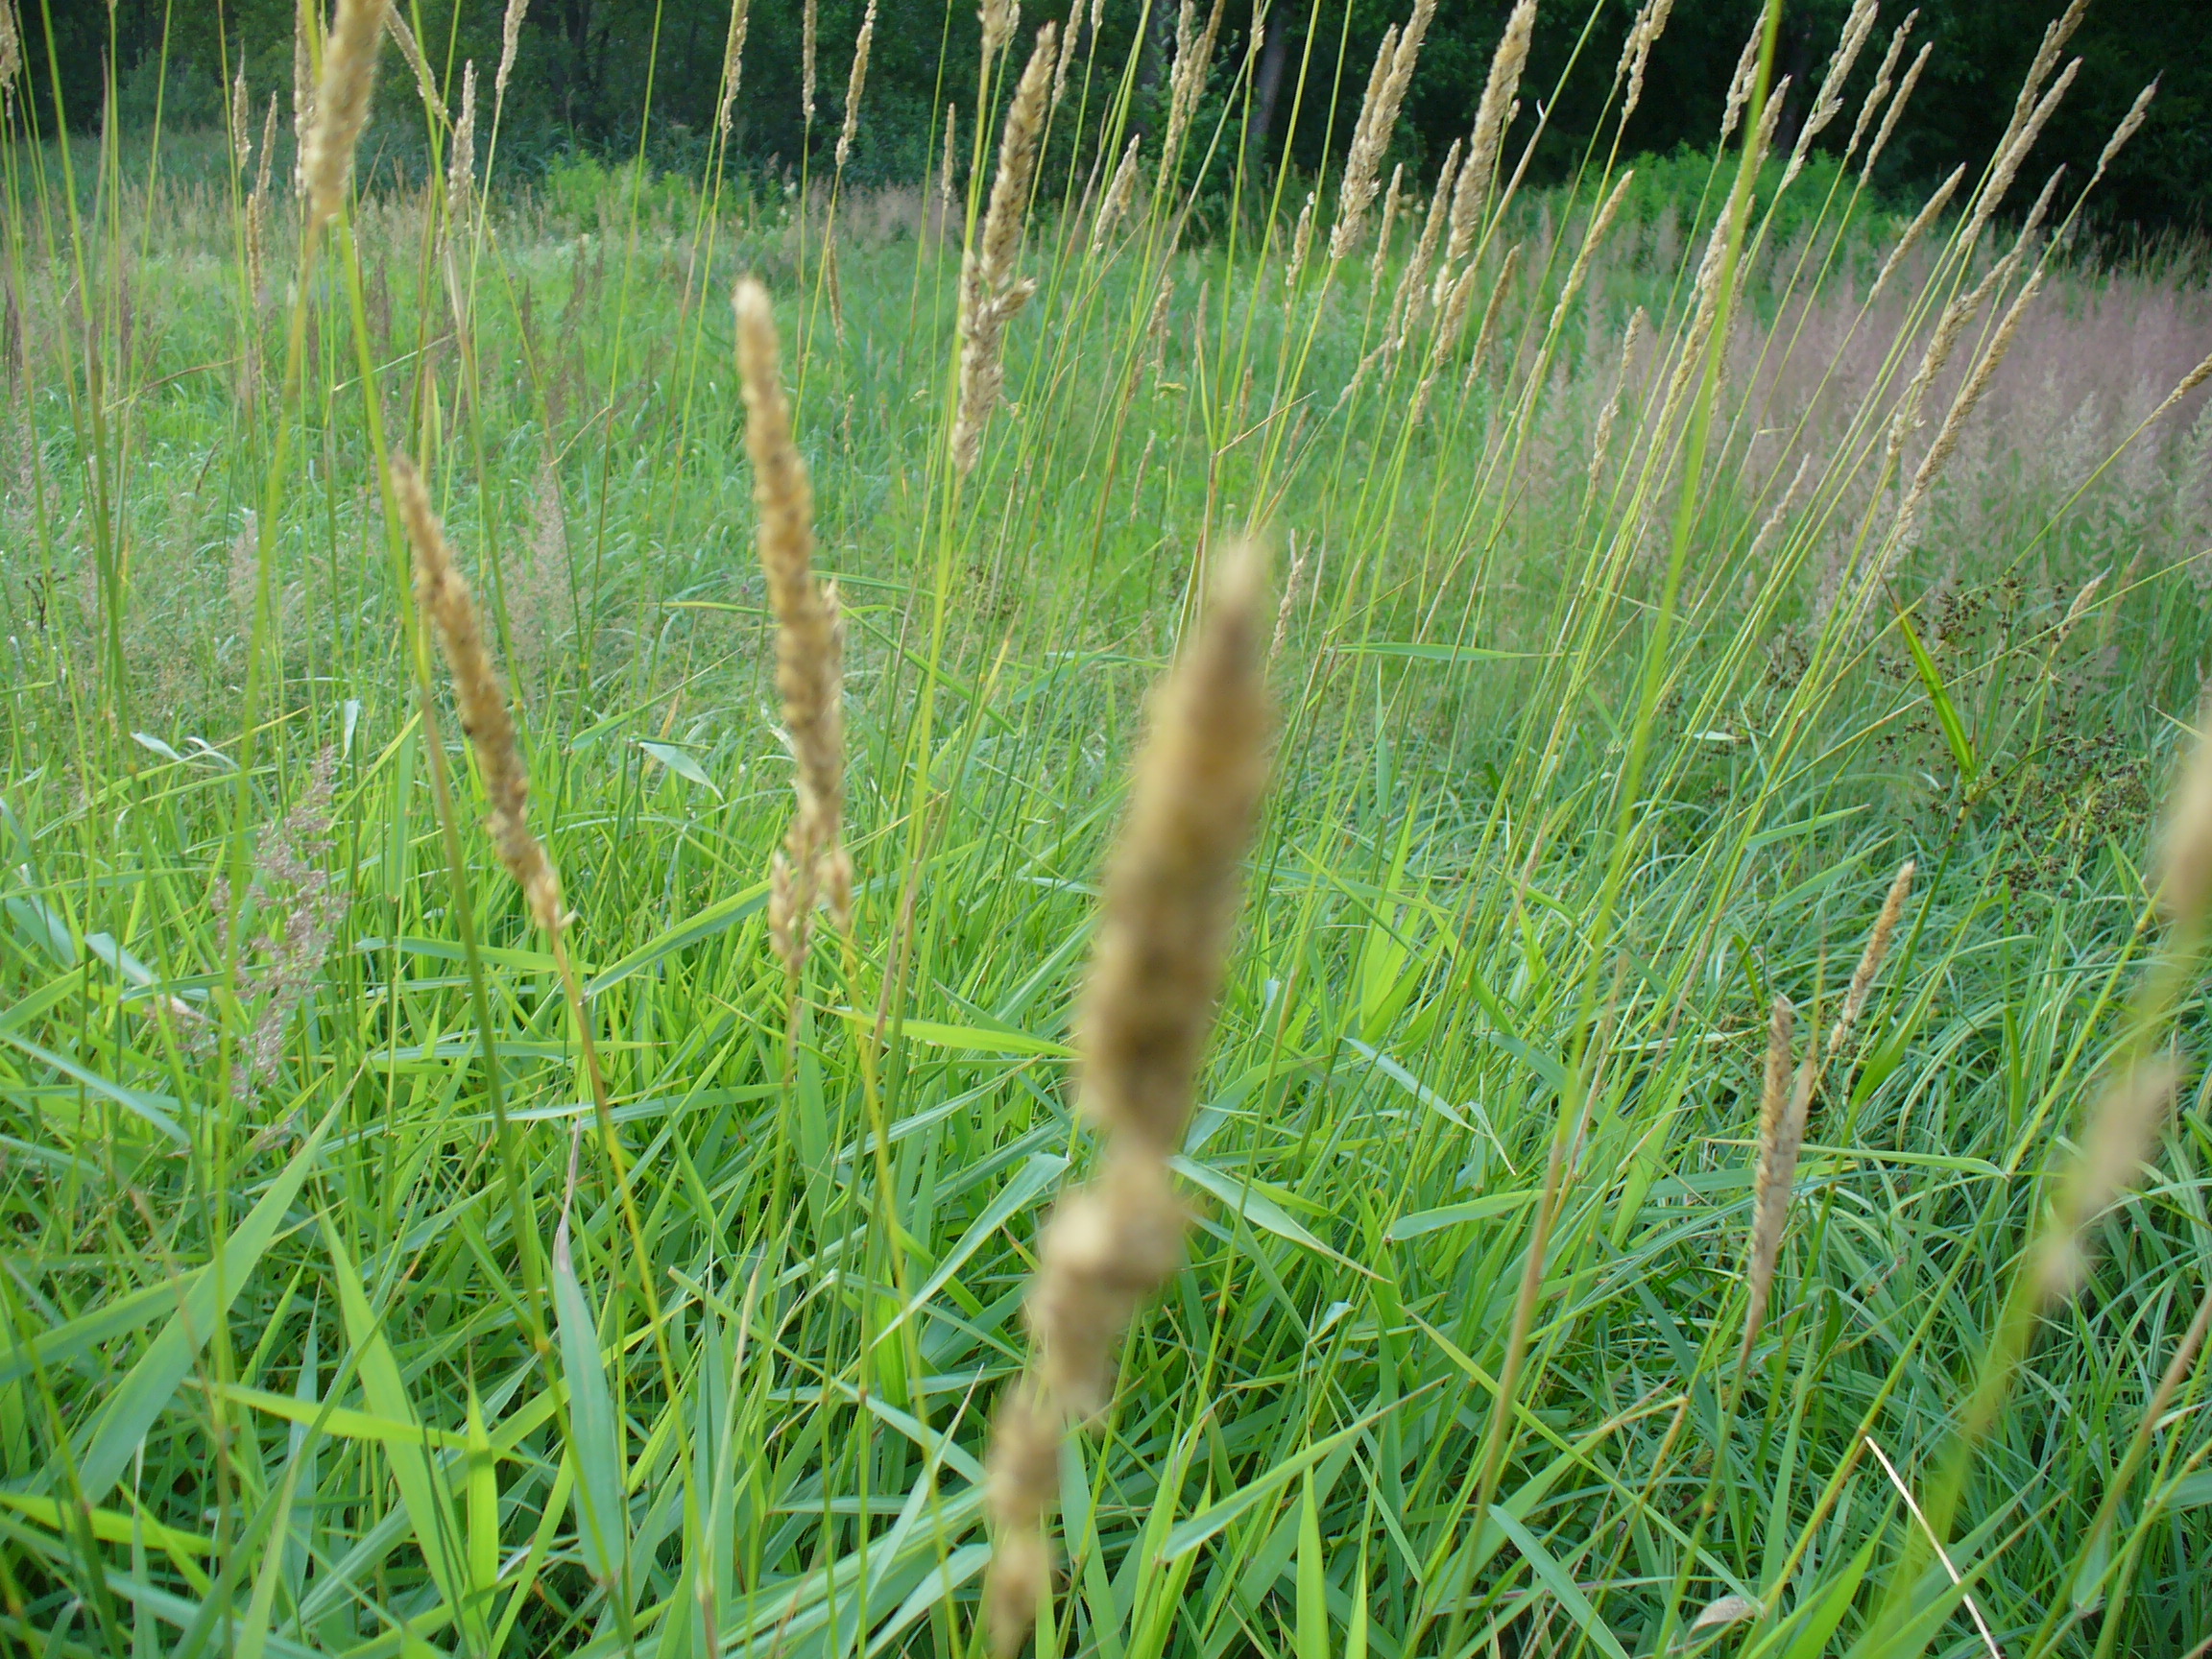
<box><xmin>303</xmin><ymin>0</ymin><xmax>390</xmax><ymax>231</ymax></box>
<box><xmin>1831</xmin><ymin>859</ymin><xmax>1914</xmax><ymax>1058</ymax></box>
<box><xmin>1741</xmin><ymin>997</ymin><xmax>1805</xmax><ymax>1366</ymax></box>
<box><xmin>385</xmin><ymin>3</ymin><xmax>445</xmax><ymax>124</ymax></box>
<box><xmin>1864</xmin><ymin>41</ymin><xmax>1933</xmax><ymax>180</ymax></box>
<box><xmin>1844</xmin><ymin>10</ymin><xmax>1916</xmax><ymax>161</ymax></box>
<box><xmin>953</xmin><ymin>23</ymin><xmax>1055</xmax><ymax>475</ymax></box>
<box><xmin>389</xmin><ymin>452</ymin><xmax>562</xmax><ymax>934</ymax></box>
<box><xmin>447</xmin><ymin>60</ymin><xmax>478</xmax><ymax>233</ymax></box>
<box><xmin>802</xmin><ymin>0</ymin><xmax>818</xmax><ymax>122</ymax></box>
<box><xmin>497</xmin><ymin>0</ymin><xmax>532</xmax><ymax>103</ymax></box>
<box><xmin>1092</xmin><ymin>132</ymin><xmax>1142</xmax><ymax>254</ymax></box>
<box><xmin>1330</xmin><ymin>0</ymin><xmax>1433</xmax><ymax>263</ymax></box>
<box><xmin>734</xmin><ymin>278</ymin><xmax>846</xmax><ymax>974</ymax></box>
<box><xmin>1076</xmin><ymin>541</ymin><xmax>1273</xmax><ymax>1157</ymax></box>
<box><xmin>836</xmin><ymin>0</ymin><xmax>876</xmax><ymax>171</ymax></box>
<box><xmin>2156</xmin><ymin>705</ymin><xmax>2212</xmax><ymax>924</ymax></box>
<box><xmin>2098</xmin><ymin>79</ymin><xmax>2157</xmax><ymax>176</ymax></box>
<box><xmin>1453</xmin><ymin>0</ymin><xmax>1532</xmax><ymax>263</ymax></box>
<box><xmin>982</xmin><ymin>544</ymin><xmax>1274</xmax><ymax>1653</ymax></box>
<box><xmin>230</xmin><ymin>66</ymin><xmax>252</xmax><ymax>172</ymax></box>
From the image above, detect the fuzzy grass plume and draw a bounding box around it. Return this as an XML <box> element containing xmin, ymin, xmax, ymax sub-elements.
<box><xmin>983</xmin><ymin>542</ymin><xmax>1273</xmax><ymax>1656</ymax></box>
<box><xmin>734</xmin><ymin>277</ymin><xmax>848</xmax><ymax>982</ymax></box>
<box><xmin>389</xmin><ymin>453</ymin><xmax>563</xmax><ymax>934</ymax></box>
<box><xmin>302</xmin><ymin>0</ymin><xmax>389</xmax><ymax>231</ymax></box>
<box><xmin>953</xmin><ymin>23</ymin><xmax>1055</xmax><ymax>476</ymax></box>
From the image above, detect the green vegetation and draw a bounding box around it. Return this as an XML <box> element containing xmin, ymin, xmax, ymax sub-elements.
<box><xmin>2</xmin><ymin>3</ymin><xmax>2210</xmax><ymax>1657</ymax></box>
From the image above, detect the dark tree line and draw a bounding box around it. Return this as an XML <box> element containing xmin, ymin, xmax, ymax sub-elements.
<box><xmin>24</xmin><ymin>0</ymin><xmax>2210</xmax><ymax>240</ymax></box>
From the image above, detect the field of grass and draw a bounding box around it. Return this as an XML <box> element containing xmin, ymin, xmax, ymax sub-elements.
<box><xmin>4</xmin><ymin>1</ymin><xmax>2212</xmax><ymax>1655</ymax></box>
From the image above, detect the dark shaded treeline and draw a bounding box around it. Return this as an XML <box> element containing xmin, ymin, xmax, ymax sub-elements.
<box><xmin>25</xmin><ymin>0</ymin><xmax>2207</xmax><ymax>238</ymax></box>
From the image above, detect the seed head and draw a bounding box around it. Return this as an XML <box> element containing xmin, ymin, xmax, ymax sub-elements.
<box><xmin>496</xmin><ymin>0</ymin><xmax>531</xmax><ymax>104</ymax></box>
<box><xmin>953</xmin><ymin>23</ymin><xmax>1055</xmax><ymax>475</ymax></box>
<box><xmin>303</xmin><ymin>0</ymin><xmax>390</xmax><ymax>232</ymax></box>
<box><xmin>1831</xmin><ymin>860</ymin><xmax>1913</xmax><ymax>1059</ymax></box>
<box><xmin>1740</xmin><ymin>997</ymin><xmax>1807</xmax><ymax>1368</ymax></box>
<box><xmin>1330</xmin><ymin>0</ymin><xmax>1434</xmax><ymax>263</ymax></box>
<box><xmin>734</xmin><ymin>279</ymin><xmax>847</xmax><ymax>975</ymax></box>
<box><xmin>803</xmin><ymin>0</ymin><xmax>818</xmax><ymax>123</ymax></box>
<box><xmin>1092</xmin><ymin>132</ymin><xmax>1141</xmax><ymax>253</ymax></box>
<box><xmin>1453</xmin><ymin>0</ymin><xmax>1533</xmax><ymax>263</ymax></box>
<box><xmin>1863</xmin><ymin>41</ymin><xmax>1932</xmax><ymax>180</ymax></box>
<box><xmin>390</xmin><ymin>452</ymin><xmax>563</xmax><ymax>933</ymax></box>
<box><xmin>836</xmin><ymin>0</ymin><xmax>876</xmax><ymax>171</ymax></box>
<box><xmin>982</xmin><ymin>542</ymin><xmax>1273</xmax><ymax>1657</ymax></box>
<box><xmin>385</xmin><ymin>4</ymin><xmax>445</xmax><ymax>125</ymax></box>
<box><xmin>1844</xmin><ymin>10</ymin><xmax>1916</xmax><ymax>163</ymax></box>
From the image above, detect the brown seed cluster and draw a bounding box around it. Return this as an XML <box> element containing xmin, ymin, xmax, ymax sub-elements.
<box><xmin>734</xmin><ymin>278</ymin><xmax>849</xmax><ymax>982</ymax></box>
<box><xmin>389</xmin><ymin>453</ymin><xmax>563</xmax><ymax>935</ymax></box>
<box><xmin>983</xmin><ymin>543</ymin><xmax>1273</xmax><ymax>1656</ymax></box>
<box><xmin>302</xmin><ymin>0</ymin><xmax>390</xmax><ymax>232</ymax></box>
<box><xmin>952</xmin><ymin>24</ymin><xmax>1056</xmax><ymax>476</ymax></box>
<box><xmin>1329</xmin><ymin>0</ymin><xmax>1433</xmax><ymax>263</ymax></box>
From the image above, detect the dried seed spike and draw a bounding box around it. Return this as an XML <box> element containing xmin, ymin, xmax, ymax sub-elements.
<box><xmin>1863</xmin><ymin>40</ymin><xmax>1931</xmax><ymax>180</ymax></box>
<box><xmin>836</xmin><ymin>0</ymin><xmax>876</xmax><ymax>171</ymax></box>
<box><xmin>1871</xmin><ymin>163</ymin><xmax>1962</xmax><ymax>298</ymax></box>
<box><xmin>1283</xmin><ymin>192</ymin><xmax>1316</xmax><ymax>291</ymax></box>
<box><xmin>1369</xmin><ymin>162</ymin><xmax>1405</xmax><ymax>283</ymax></box>
<box><xmin>0</xmin><ymin>0</ymin><xmax>19</xmax><ymax>105</ymax></box>
<box><xmin>980</xmin><ymin>0</ymin><xmax>1016</xmax><ymax>60</ymax></box>
<box><xmin>983</xmin><ymin>541</ymin><xmax>1273</xmax><ymax>1658</ymax></box>
<box><xmin>1719</xmin><ymin>22</ymin><xmax>1760</xmax><ymax>144</ymax></box>
<box><xmin>1393</xmin><ymin>136</ymin><xmax>1459</xmax><ymax>336</ymax></box>
<box><xmin>1787</xmin><ymin>0</ymin><xmax>1876</xmax><ymax>175</ymax></box>
<box><xmin>1156</xmin><ymin>0</ymin><xmax>1225</xmax><ymax>194</ymax></box>
<box><xmin>1051</xmin><ymin>0</ymin><xmax>1079</xmax><ymax>108</ymax></box>
<box><xmin>389</xmin><ymin>452</ymin><xmax>563</xmax><ymax>934</ymax></box>
<box><xmin>1078</xmin><ymin>540</ymin><xmax>1273</xmax><ymax>1154</ymax></box>
<box><xmin>714</xmin><ymin>0</ymin><xmax>749</xmax><ymax>139</ymax></box>
<box><xmin>446</xmin><ymin>60</ymin><xmax>477</xmax><ymax>234</ymax></box>
<box><xmin>939</xmin><ymin>103</ymin><xmax>959</xmax><ymax>236</ymax></box>
<box><xmin>733</xmin><ymin>277</ymin><xmax>846</xmax><ymax>976</ymax></box>
<box><xmin>2095</xmin><ymin>79</ymin><xmax>2157</xmax><ymax>180</ymax></box>
<box><xmin>291</xmin><ymin>0</ymin><xmax>315</xmax><ymax>200</ymax></box>
<box><xmin>1092</xmin><ymin>132</ymin><xmax>1140</xmax><ymax>253</ymax></box>
<box><xmin>496</xmin><ymin>0</ymin><xmax>530</xmax><ymax>104</ymax></box>
<box><xmin>1831</xmin><ymin>859</ymin><xmax>1913</xmax><ymax>1058</ymax></box>
<box><xmin>385</xmin><ymin>3</ymin><xmax>445</xmax><ymax>125</ymax></box>
<box><xmin>1544</xmin><ymin>169</ymin><xmax>1631</xmax><ymax>340</ymax></box>
<box><xmin>1844</xmin><ymin>10</ymin><xmax>1916</xmax><ymax>163</ymax></box>
<box><xmin>1740</xmin><ymin>997</ymin><xmax>1805</xmax><ymax>1369</ymax></box>
<box><xmin>230</xmin><ymin>66</ymin><xmax>252</xmax><ymax>172</ymax></box>
<box><xmin>803</xmin><ymin>0</ymin><xmax>818</xmax><ymax>122</ymax></box>
<box><xmin>1889</xmin><ymin>270</ymin><xmax>2044</xmax><ymax>557</ymax></box>
<box><xmin>2042</xmin><ymin>1057</ymin><xmax>2178</xmax><ymax>1302</ymax></box>
<box><xmin>1618</xmin><ymin>0</ymin><xmax>1674</xmax><ymax>121</ymax></box>
<box><xmin>1453</xmin><ymin>0</ymin><xmax>1533</xmax><ymax>263</ymax></box>
<box><xmin>303</xmin><ymin>0</ymin><xmax>389</xmax><ymax>232</ymax></box>
<box><xmin>1459</xmin><ymin>240</ymin><xmax>1521</xmax><ymax>392</ymax></box>
<box><xmin>1330</xmin><ymin>0</ymin><xmax>1436</xmax><ymax>263</ymax></box>
<box><xmin>953</xmin><ymin>22</ymin><xmax>1056</xmax><ymax>475</ymax></box>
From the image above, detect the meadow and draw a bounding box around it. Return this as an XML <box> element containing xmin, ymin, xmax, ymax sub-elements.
<box><xmin>3</xmin><ymin>1</ymin><xmax>2212</xmax><ymax>1655</ymax></box>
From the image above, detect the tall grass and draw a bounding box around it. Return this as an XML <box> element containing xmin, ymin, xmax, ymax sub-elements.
<box><xmin>2</xmin><ymin>2</ymin><xmax>2210</xmax><ymax>1656</ymax></box>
